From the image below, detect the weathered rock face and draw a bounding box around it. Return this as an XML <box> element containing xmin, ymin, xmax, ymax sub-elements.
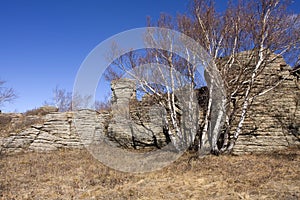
<box><xmin>0</xmin><ymin>54</ymin><xmax>299</xmax><ymax>155</ymax></box>
<box><xmin>108</xmin><ymin>79</ymin><xmax>168</xmax><ymax>149</ymax></box>
<box><xmin>231</xmin><ymin>55</ymin><xmax>300</xmax><ymax>154</ymax></box>
<box><xmin>39</xmin><ymin>106</ymin><xmax>59</xmax><ymax>113</ymax></box>
<box><xmin>0</xmin><ymin>110</ymin><xmax>109</xmax><ymax>154</ymax></box>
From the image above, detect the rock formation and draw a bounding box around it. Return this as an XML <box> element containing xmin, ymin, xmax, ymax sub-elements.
<box><xmin>0</xmin><ymin>54</ymin><xmax>299</xmax><ymax>155</ymax></box>
<box><xmin>229</xmin><ymin>54</ymin><xmax>300</xmax><ymax>154</ymax></box>
<box><xmin>0</xmin><ymin>109</ymin><xmax>109</xmax><ymax>154</ymax></box>
<box><xmin>108</xmin><ymin>79</ymin><xmax>167</xmax><ymax>149</ymax></box>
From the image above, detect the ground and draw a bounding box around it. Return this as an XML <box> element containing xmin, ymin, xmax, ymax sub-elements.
<box><xmin>0</xmin><ymin>147</ymin><xmax>299</xmax><ymax>200</ymax></box>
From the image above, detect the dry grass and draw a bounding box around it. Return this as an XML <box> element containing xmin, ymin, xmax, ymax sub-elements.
<box><xmin>0</xmin><ymin>148</ymin><xmax>299</xmax><ymax>200</ymax></box>
<box><xmin>0</xmin><ymin>115</ymin><xmax>12</xmax><ymax>137</ymax></box>
<box><xmin>0</xmin><ymin>108</ymin><xmax>46</xmax><ymax>138</ymax></box>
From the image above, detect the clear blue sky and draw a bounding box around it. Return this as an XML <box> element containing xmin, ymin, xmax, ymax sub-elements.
<box><xmin>0</xmin><ymin>0</ymin><xmax>299</xmax><ymax>112</ymax></box>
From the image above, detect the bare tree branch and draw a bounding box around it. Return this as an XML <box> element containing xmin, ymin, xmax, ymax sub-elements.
<box><xmin>0</xmin><ymin>80</ymin><xmax>17</xmax><ymax>109</ymax></box>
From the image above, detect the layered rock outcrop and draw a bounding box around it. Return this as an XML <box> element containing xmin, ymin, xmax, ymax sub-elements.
<box><xmin>0</xmin><ymin>54</ymin><xmax>299</xmax><ymax>155</ymax></box>
<box><xmin>229</xmin><ymin>54</ymin><xmax>300</xmax><ymax>154</ymax></box>
<box><xmin>0</xmin><ymin>109</ymin><xmax>109</xmax><ymax>154</ymax></box>
<box><xmin>108</xmin><ymin>79</ymin><xmax>168</xmax><ymax>149</ymax></box>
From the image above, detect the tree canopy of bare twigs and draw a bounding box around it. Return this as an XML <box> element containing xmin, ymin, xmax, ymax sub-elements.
<box><xmin>105</xmin><ymin>0</ymin><xmax>300</xmax><ymax>154</ymax></box>
<box><xmin>0</xmin><ymin>80</ymin><xmax>17</xmax><ymax>109</ymax></box>
<box><xmin>45</xmin><ymin>86</ymin><xmax>110</xmax><ymax>112</ymax></box>
<box><xmin>44</xmin><ymin>86</ymin><xmax>72</xmax><ymax>112</ymax></box>
<box><xmin>178</xmin><ymin>0</ymin><xmax>300</xmax><ymax>153</ymax></box>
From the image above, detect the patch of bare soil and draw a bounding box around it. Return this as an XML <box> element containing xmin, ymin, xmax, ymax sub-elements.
<box><xmin>0</xmin><ymin>147</ymin><xmax>299</xmax><ymax>200</ymax></box>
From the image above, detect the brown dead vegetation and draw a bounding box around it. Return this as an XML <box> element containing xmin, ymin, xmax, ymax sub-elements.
<box><xmin>0</xmin><ymin>147</ymin><xmax>299</xmax><ymax>199</ymax></box>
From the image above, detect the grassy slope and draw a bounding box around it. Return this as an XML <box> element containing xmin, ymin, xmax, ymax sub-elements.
<box><xmin>0</xmin><ymin>148</ymin><xmax>299</xmax><ymax>200</ymax></box>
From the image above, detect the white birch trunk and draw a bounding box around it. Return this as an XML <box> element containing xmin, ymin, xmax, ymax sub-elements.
<box><xmin>198</xmin><ymin>80</ymin><xmax>213</xmax><ymax>155</ymax></box>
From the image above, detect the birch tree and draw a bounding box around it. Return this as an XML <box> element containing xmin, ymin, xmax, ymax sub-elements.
<box><xmin>105</xmin><ymin>0</ymin><xmax>299</xmax><ymax>154</ymax></box>
<box><xmin>178</xmin><ymin>0</ymin><xmax>300</xmax><ymax>153</ymax></box>
<box><xmin>104</xmin><ymin>22</ymin><xmax>222</xmax><ymax>151</ymax></box>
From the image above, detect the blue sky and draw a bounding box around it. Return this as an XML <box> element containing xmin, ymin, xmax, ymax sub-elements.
<box><xmin>0</xmin><ymin>0</ymin><xmax>189</xmax><ymax>112</ymax></box>
<box><xmin>0</xmin><ymin>0</ymin><xmax>299</xmax><ymax>112</ymax></box>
